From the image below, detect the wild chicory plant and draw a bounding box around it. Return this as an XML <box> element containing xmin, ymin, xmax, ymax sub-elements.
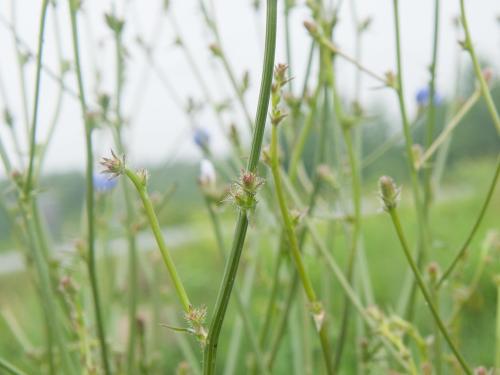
<box><xmin>380</xmin><ymin>175</ymin><xmax>472</xmax><ymax>374</ymax></box>
<box><xmin>100</xmin><ymin>151</ymin><xmax>208</xmax><ymax>347</ymax></box>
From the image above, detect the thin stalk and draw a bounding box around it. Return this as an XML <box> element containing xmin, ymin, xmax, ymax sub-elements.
<box><xmin>416</xmin><ymin>89</ymin><xmax>481</xmax><ymax>170</ymax></box>
<box><xmin>437</xmin><ymin>157</ymin><xmax>500</xmax><ymax>288</ymax></box>
<box><xmin>265</xmin><ymin>82</ymin><xmax>330</xmax><ymax>370</ymax></box>
<box><xmin>280</xmin><ymin>171</ymin><xmax>411</xmax><ymax>372</ymax></box>
<box><xmin>319</xmin><ymin>37</ymin><xmax>387</xmax><ymax>85</ymax></box>
<box><xmin>392</xmin><ymin>0</ymin><xmax>427</xmax><ymax>321</ymax></box>
<box><xmin>431</xmin><ymin>282</ymin><xmax>442</xmax><ymax>375</ymax></box>
<box><xmin>0</xmin><ymin>357</ymin><xmax>27</xmax><ymax>375</ymax></box>
<box><xmin>10</xmin><ymin>1</ymin><xmax>30</xmax><ymax>139</ymax></box>
<box><xmin>387</xmin><ymin>206</ymin><xmax>472</xmax><ymax>374</ymax></box>
<box><xmin>23</xmin><ymin>0</ymin><xmax>49</xmax><ymax>195</ymax></box>
<box><xmin>327</xmin><ymin>40</ymin><xmax>363</xmax><ymax>371</ymax></box>
<box><xmin>67</xmin><ymin>1</ymin><xmax>110</xmax><ymax>373</ymax></box>
<box><xmin>422</xmin><ymin>0</ymin><xmax>441</xmax><ymax>213</ymax></box>
<box><xmin>496</xmin><ymin>277</ymin><xmax>500</xmax><ymax>371</ymax></box>
<box><xmin>459</xmin><ymin>0</ymin><xmax>500</xmax><ymax>134</ymax></box>
<box><xmin>124</xmin><ymin>168</ymin><xmax>191</xmax><ymax>312</ymax></box>
<box><xmin>20</xmin><ymin>205</ymin><xmax>77</xmax><ymax>374</ymax></box>
<box><xmin>202</xmin><ymin>1</ymin><xmax>277</xmax><ymax>372</ymax></box>
<box><xmin>270</xmin><ymin>122</ymin><xmax>334</xmax><ymax>374</ymax></box>
<box><xmin>112</xmin><ymin>23</ymin><xmax>139</xmax><ymax>374</ymax></box>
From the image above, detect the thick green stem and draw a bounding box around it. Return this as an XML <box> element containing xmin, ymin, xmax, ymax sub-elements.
<box><xmin>202</xmin><ymin>2</ymin><xmax>277</xmax><ymax>372</ymax></box>
<box><xmin>387</xmin><ymin>207</ymin><xmax>472</xmax><ymax>374</ymax></box>
<box><xmin>204</xmin><ymin>199</ymin><xmax>269</xmax><ymax>375</ymax></box>
<box><xmin>67</xmin><ymin>1</ymin><xmax>110</xmax><ymax>372</ymax></box>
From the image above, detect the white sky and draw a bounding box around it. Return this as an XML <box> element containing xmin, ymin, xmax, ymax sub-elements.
<box><xmin>0</xmin><ymin>0</ymin><xmax>499</xmax><ymax>177</ymax></box>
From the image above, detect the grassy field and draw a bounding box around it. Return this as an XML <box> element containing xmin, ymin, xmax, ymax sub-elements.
<box><xmin>1</xmin><ymin>157</ymin><xmax>498</xmax><ymax>373</ymax></box>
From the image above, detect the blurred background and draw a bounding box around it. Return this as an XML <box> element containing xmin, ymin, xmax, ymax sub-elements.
<box><xmin>0</xmin><ymin>0</ymin><xmax>499</xmax><ymax>372</ymax></box>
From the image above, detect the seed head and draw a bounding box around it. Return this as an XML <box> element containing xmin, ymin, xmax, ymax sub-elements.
<box><xmin>378</xmin><ymin>176</ymin><xmax>400</xmax><ymax>211</ymax></box>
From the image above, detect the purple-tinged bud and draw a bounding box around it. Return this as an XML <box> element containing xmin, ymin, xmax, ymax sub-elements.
<box><xmin>426</xmin><ymin>261</ymin><xmax>440</xmax><ymax>284</ymax></box>
<box><xmin>209</xmin><ymin>43</ymin><xmax>222</xmax><ymax>57</ymax></box>
<box><xmin>482</xmin><ymin>68</ymin><xmax>494</xmax><ymax>84</ymax></box>
<box><xmin>100</xmin><ymin>150</ymin><xmax>125</xmax><ymax>179</ymax></box>
<box><xmin>378</xmin><ymin>176</ymin><xmax>400</xmax><ymax>211</ymax></box>
<box><xmin>303</xmin><ymin>20</ymin><xmax>318</xmax><ymax>36</ymax></box>
<box><xmin>473</xmin><ymin>367</ymin><xmax>489</xmax><ymax>375</ymax></box>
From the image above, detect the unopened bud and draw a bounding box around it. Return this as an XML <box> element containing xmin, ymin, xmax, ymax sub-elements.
<box><xmin>378</xmin><ymin>176</ymin><xmax>400</xmax><ymax>211</ymax></box>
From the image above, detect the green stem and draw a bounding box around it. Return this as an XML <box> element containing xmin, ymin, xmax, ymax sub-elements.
<box><xmin>422</xmin><ymin>0</ymin><xmax>440</xmax><ymax>213</ymax></box>
<box><xmin>124</xmin><ymin>168</ymin><xmax>191</xmax><ymax>312</ymax></box>
<box><xmin>392</xmin><ymin>0</ymin><xmax>428</xmax><ymax>321</ymax></box>
<box><xmin>387</xmin><ymin>206</ymin><xmax>472</xmax><ymax>374</ymax></box>
<box><xmin>204</xmin><ymin>198</ymin><xmax>269</xmax><ymax>375</ymax></box>
<box><xmin>0</xmin><ymin>357</ymin><xmax>27</xmax><ymax>375</ymax></box>
<box><xmin>459</xmin><ymin>0</ymin><xmax>500</xmax><ymax>134</ymax></box>
<box><xmin>112</xmin><ymin>25</ymin><xmax>139</xmax><ymax>374</ymax></box>
<box><xmin>67</xmin><ymin>1</ymin><xmax>110</xmax><ymax>373</ymax></box>
<box><xmin>270</xmin><ymin>122</ymin><xmax>334</xmax><ymax>374</ymax></box>
<box><xmin>437</xmin><ymin>156</ymin><xmax>500</xmax><ymax>288</ymax></box>
<box><xmin>417</xmin><ymin>89</ymin><xmax>481</xmax><ymax>170</ymax></box>
<box><xmin>202</xmin><ymin>1</ymin><xmax>277</xmax><ymax>372</ymax></box>
<box><xmin>23</xmin><ymin>0</ymin><xmax>49</xmax><ymax>196</ymax></box>
<box><xmin>431</xmin><ymin>282</ymin><xmax>442</xmax><ymax>375</ymax></box>
<box><xmin>495</xmin><ymin>277</ymin><xmax>500</xmax><ymax>371</ymax></box>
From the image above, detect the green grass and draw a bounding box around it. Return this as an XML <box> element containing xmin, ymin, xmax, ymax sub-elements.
<box><xmin>0</xmin><ymin>157</ymin><xmax>498</xmax><ymax>373</ymax></box>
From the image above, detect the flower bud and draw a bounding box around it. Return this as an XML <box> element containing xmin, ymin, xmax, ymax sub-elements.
<box><xmin>378</xmin><ymin>176</ymin><xmax>400</xmax><ymax>211</ymax></box>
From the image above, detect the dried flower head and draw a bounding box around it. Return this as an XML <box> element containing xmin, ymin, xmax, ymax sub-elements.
<box><xmin>224</xmin><ymin>170</ymin><xmax>265</xmax><ymax>212</ymax></box>
<box><xmin>185</xmin><ymin>305</ymin><xmax>208</xmax><ymax>347</ymax></box>
<box><xmin>100</xmin><ymin>150</ymin><xmax>125</xmax><ymax>179</ymax></box>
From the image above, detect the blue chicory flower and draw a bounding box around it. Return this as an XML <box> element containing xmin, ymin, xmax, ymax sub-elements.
<box><xmin>416</xmin><ymin>87</ymin><xmax>443</xmax><ymax>106</ymax></box>
<box><xmin>93</xmin><ymin>173</ymin><xmax>118</xmax><ymax>193</ymax></box>
<box><xmin>193</xmin><ymin>128</ymin><xmax>210</xmax><ymax>149</ymax></box>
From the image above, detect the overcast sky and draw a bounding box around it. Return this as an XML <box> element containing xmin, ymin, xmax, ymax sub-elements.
<box><xmin>0</xmin><ymin>0</ymin><xmax>499</xmax><ymax>177</ymax></box>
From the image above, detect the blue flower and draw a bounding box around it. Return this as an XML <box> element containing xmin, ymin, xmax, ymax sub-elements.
<box><xmin>93</xmin><ymin>173</ymin><xmax>118</xmax><ymax>193</ymax></box>
<box><xmin>416</xmin><ymin>87</ymin><xmax>443</xmax><ymax>106</ymax></box>
<box><xmin>193</xmin><ymin>128</ymin><xmax>210</xmax><ymax>149</ymax></box>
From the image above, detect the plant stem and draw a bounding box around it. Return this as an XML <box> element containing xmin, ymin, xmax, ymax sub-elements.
<box><xmin>496</xmin><ymin>276</ymin><xmax>500</xmax><ymax>371</ymax></box>
<box><xmin>204</xmin><ymin>198</ymin><xmax>270</xmax><ymax>375</ymax></box>
<box><xmin>459</xmin><ymin>0</ymin><xmax>500</xmax><ymax>134</ymax></box>
<box><xmin>0</xmin><ymin>357</ymin><xmax>27</xmax><ymax>375</ymax></box>
<box><xmin>67</xmin><ymin>1</ymin><xmax>110</xmax><ymax>373</ymax></box>
<box><xmin>422</xmin><ymin>0</ymin><xmax>441</xmax><ymax>213</ymax></box>
<box><xmin>392</xmin><ymin>0</ymin><xmax>428</xmax><ymax>321</ymax></box>
<box><xmin>270</xmin><ymin>121</ymin><xmax>334</xmax><ymax>373</ymax></box>
<box><xmin>24</xmin><ymin>0</ymin><xmax>49</xmax><ymax>196</ymax></box>
<box><xmin>111</xmin><ymin>23</ymin><xmax>140</xmax><ymax>374</ymax></box>
<box><xmin>124</xmin><ymin>168</ymin><xmax>191</xmax><ymax>312</ymax></box>
<box><xmin>417</xmin><ymin>89</ymin><xmax>481</xmax><ymax>170</ymax></box>
<box><xmin>202</xmin><ymin>1</ymin><xmax>277</xmax><ymax>373</ymax></box>
<box><xmin>387</xmin><ymin>206</ymin><xmax>472</xmax><ymax>374</ymax></box>
<box><xmin>437</xmin><ymin>156</ymin><xmax>500</xmax><ymax>288</ymax></box>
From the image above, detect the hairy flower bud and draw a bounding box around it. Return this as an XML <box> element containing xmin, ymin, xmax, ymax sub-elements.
<box><xmin>378</xmin><ymin>176</ymin><xmax>400</xmax><ymax>211</ymax></box>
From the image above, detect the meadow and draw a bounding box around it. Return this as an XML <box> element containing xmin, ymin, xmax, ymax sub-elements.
<box><xmin>0</xmin><ymin>0</ymin><xmax>499</xmax><ymax>374</ymax></box>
